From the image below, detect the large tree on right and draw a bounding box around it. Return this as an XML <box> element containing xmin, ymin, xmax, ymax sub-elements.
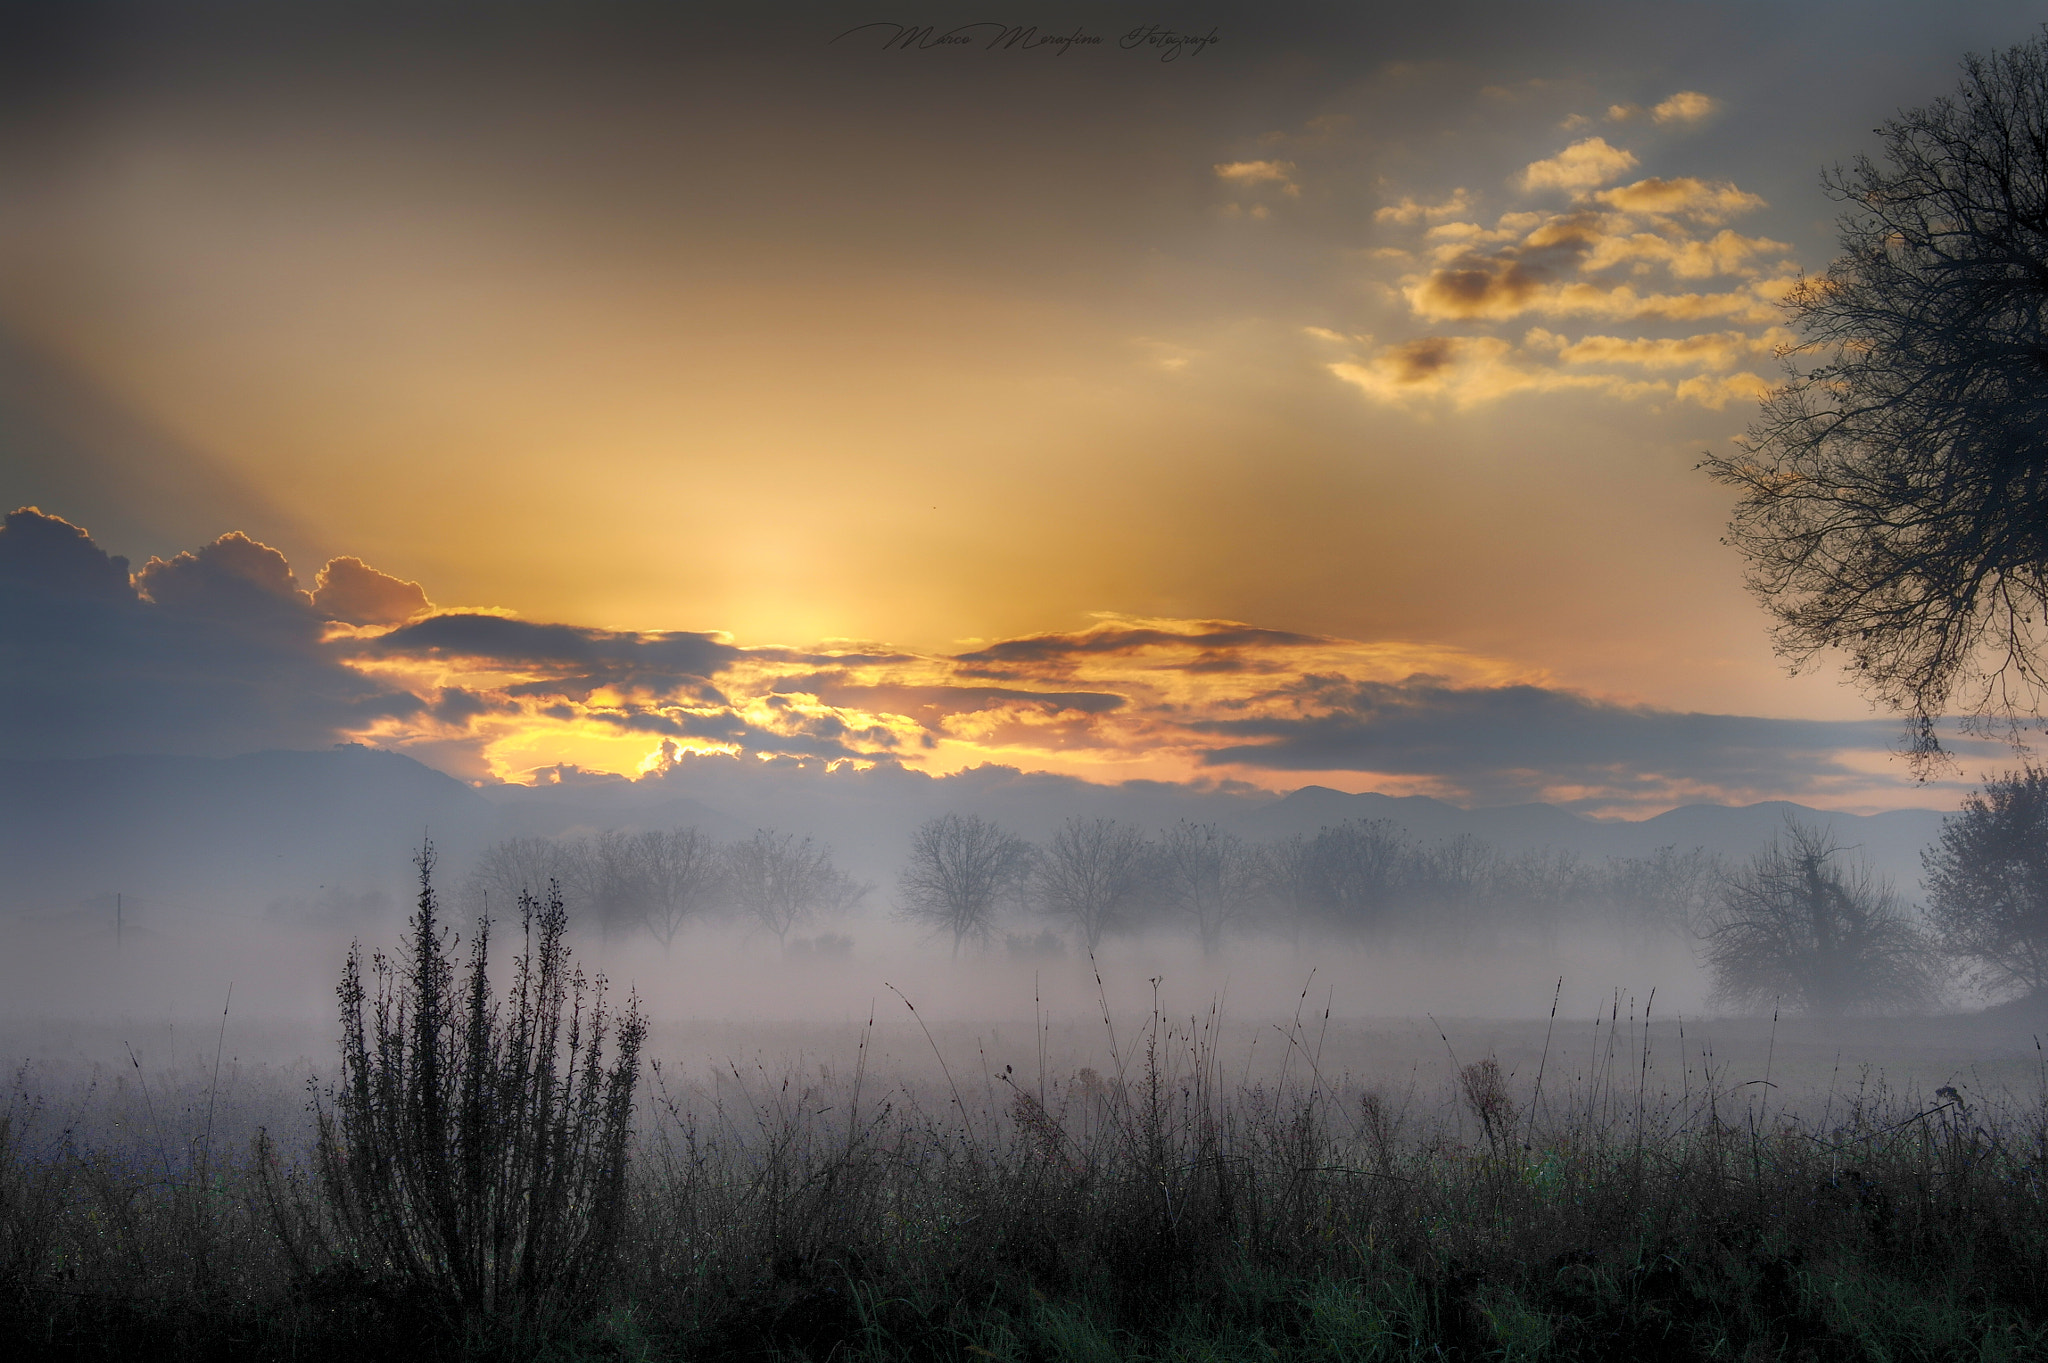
<box><xmin>1924</xmin><ymin>766</ymin><xmax>2048</xmax><ymax>1003</ymax></box>
<box><xmin>1704</xmin><ymin>32</ymin><xmax>2048</xmax><ymax>767</ymax></box>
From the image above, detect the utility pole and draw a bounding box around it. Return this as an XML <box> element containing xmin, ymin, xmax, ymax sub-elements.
<box><xmin>116</xmin><ymin>893</ymin><xmax>122</xmax><ymax>947</ymax></box>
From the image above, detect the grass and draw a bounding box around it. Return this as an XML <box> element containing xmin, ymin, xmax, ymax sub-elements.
<box><xmin>2</xmin><ymin>960</ymin><xmax>2046</xmax><ymax>1359</ymax></box>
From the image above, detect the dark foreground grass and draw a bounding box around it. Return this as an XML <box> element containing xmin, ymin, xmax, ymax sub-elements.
<box><xmin>5</xmin><ymin>988</ymin><xmax>2048</xmax><ymax>1363</ymax></box>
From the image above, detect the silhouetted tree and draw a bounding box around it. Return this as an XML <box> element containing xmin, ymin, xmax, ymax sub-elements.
<box><xmin>1036</xmin><ymin>816</ymin><xmax>1150</xmax><ymax>953</ymax></box>
<box><xmin>1924</xmin><ymin>766</ymin><xmax>2048</xmax><ymax>1003</ymax></box>
<box><xmin>1700</xmin><ymin>820</ymin><xmax>1939</xmax><ymax>1015</ymax></box>
<box><xmin>897</xmin><ymin>813</ymin><xmax>1035</xmax><ymax>956</ymax></box>
<box><xmin>579</xmin><ymin>830</ymin><xmax>652</xmax><ymax>938</ymax></box>
<box><xmin>1157</xmin><ymin>821</ymin><xmax>1261</xmax><ymax>956</ymax></box>
<box><xmin>1406</xmin><ymin>834</ymin><xmax>1496</xmax><ymax>940</ymax></box>
<box><xmin>1302</xmin><ymin>819</ymin><xmax>1409</xmax><ymax>933</ymax></box>
<box><xmin>635</xmin><ymin>827</ymin><xmax>725</xmax><ymax>950</ymax></box>
<box><xmin>1704</xmin><ymin>33</ymin><xmax>2048</xmax><ymax>766</ymax></box>
<box><xmin>1602</xmin><ymin>846</ymin><xmax>1724</xmax><ymax>937</ymax></box>
<box><xmin>464</xmin><ymin>836</ymin><xmax>578</xmax><ymax>915</ymax></box>
<box><xmin>726</xmin><ymin>829</ymin><xmax>866</xmax><ymax>949</ymax></box>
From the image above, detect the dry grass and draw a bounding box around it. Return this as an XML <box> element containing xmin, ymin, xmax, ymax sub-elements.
<box><xmin>2</xmin><ymin>978</ymin><xmax>2046</xmax><ymax>1359</ymax></box>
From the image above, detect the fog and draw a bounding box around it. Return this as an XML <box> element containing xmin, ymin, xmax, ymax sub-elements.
<box><xmin>5</xmin><ymin>742</ymin><xmax>2034</xmax><ymax>1140</ymax></box>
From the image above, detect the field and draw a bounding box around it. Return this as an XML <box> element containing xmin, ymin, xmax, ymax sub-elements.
<box><xmin>3</xmin><ymin>968</ymin><xmax>2046</xmax><ymax>1362</ymax></box>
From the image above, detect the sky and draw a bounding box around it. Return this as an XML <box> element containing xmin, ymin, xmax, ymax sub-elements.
<box><xmin>3</xmin><ymin>0</ymin><xmax>2043</xmax><ymax>815</ymax></box>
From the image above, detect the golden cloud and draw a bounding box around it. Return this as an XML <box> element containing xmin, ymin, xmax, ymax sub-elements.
<box><xmin>1214</xmin><ymin>159</ymin><xmax>1300</xmax><ymax>194</ymax></box>
<box><xmin>1375</xmin><ymin>189</ymin><xmax>1473</xmax><ymax>224</ymax></box>
<box><xmin>1518</xmin><ymin>137</ymin><xmax>1638</xmax><ymax>194</ymax></box>
<box><xmin>1327</xmin><ymin>337</ymin><xmax>1666</xmax><ymax>409</ymax></box>
<box><xmin>1592</xmin><ymin>177</ymin><xmax>1765</xmax><ymax>224</ymax></box>
<box><xmin>1341</xmin><ymin>143</ymin><xmax>1796</xmax><ymax>412</ymax></box>
<box><xmin>1652</xmin><ymin>91</ymin><xmax>1719</xmax><ymax>125</ymax></box>
<box><xmin>1532</xmin><ymin>326</ymin><xmax>1793</xmax><ymax>371</ymax></box>
<box><xmin>1673</xmin><ymin>370</ymin><xmax>1776</xmax><ymax>409</ymax></box>
<box><xmin>1578</xmin><ymin>226</ymin><xmax>1789</xmax><ymax>279</ymax></box>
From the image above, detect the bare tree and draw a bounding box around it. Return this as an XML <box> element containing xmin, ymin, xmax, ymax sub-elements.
<box><xmin>1703</xmin><ymin>33</ymin><xmax>2048</xmax><ymax>766</ymax></box>
<box><xmin>1924</xmin><ymin>766</ymin><xmax>2048</xmax><ymax>1003</ymax></box>
<box><xmin>1305</xmin><ymin>819</ymin><xmax>1410</xmax><ymax>933</ymax></box>
<box><xmin>1405</xmin><ymin>834</ymin><xmax>1496</xmax><ymax>941</ymax></box>
<box><xmin>1700</xmin><ymin>820</ymin><xmax>1940</xmax><ymax>1015</ymax></box>
<box><xmin>1260</xmin><ymin>820</ymin><xmax>1410</xmax><ymax>944</ymax></box>
<box><xmin>463</xmin><ymin>836</ymin><xmax>579</xmax><ymax>916</ymax></box>
<box><xmin>578</xmin><ymin>829</ymin><xmax>652</xmax><ymax>939</ymax></box>
<box><xmin>1036</xmin><ymin>817</ymin><xmax>1150</xmax><ymax>954</ymax></box>
<box><xmin>725</xmin><ymin>829</ymin><xmax>867</xmax><ymax>949</ymax></box>
<box><xmin>1601</xmin><ymin>846</ymin><xmax>1724</xmax><ymax>938</ymax></box>
<box><xmin>1157</xmin><ymin>821</ymin><xmax>1261</xmax><ymax>957</ymax></box>
<box><xmin>636</xmin><ymin>827</ymin><xmax>726</xmax><ymax>951</ymax></box>
<box><xmin>897</xmin><ymin>813</ymin><xmax>1036</xmax><ymax>956</ymax></box>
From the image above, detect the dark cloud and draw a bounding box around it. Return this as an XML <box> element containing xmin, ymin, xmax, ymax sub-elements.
<box><xmin>314</xmin><ymin>555</ymin><xmax>431</xmax><ymax>625</ymax></box>
<box><xmin>1407</xmin><ymin>262</ymin><xmax>1550</xmax><ymax>320</ymax></box>
<box><xmin>362</xmin><ymin>613</ymin><xmax>740</xmax><ymax>703</ymax></box>
<box><xmin>429</xmin><ymin>687</ymin><xmax>500</xmax><ymax>725</ymax></box>
<box><xmin>0</xmin><ymin>506</ymin><xmax>131</xmax><ymax>598</ymax></box>
<box><xmin>773</xmin><ymin>675</ymin><xmax>1127</xmax><ymax>717</ymax></box>
<box><xmin>1196</xmin><ymin>678</ymin><xmax>1898</xmax><ymax>803</ymax></box>
<box><xmin>587</xmin><ymin>704</ymin><xmax>894</xmax><ymax>761</ymax></box>
<box><xmin>136</xmin><ymin>531</ymin><xmax>314</xmax><ymax>618</ymax></box>
<box><xmin>0</xmin><ymin>510</ymin><xmax>421</xmax><ymax>760</ymax></box>
<box><xmin>954</xmin><ymin>624</ymin><xmax>1322</xmax><ymax>668</ymax></box>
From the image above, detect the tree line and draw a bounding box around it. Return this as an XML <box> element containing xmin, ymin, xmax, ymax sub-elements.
<box><xmin>895</xmin><ymin>813</ymin><xmax>1723</xmax><ymax>958</ymax></box>
<box><xmin>463</xmin><ymin>815</ymin><xmax>1723</xmax><ymax>958</ymax></box>
<box><xmin>462</xmin><ymin>765</ymin><xmax>2048</xmax><ymax>1018</ymax></box>
<box><xmin>462</xmin><ymin>828</ymin><xmax>868</xmax><ymax>950</ymax></box>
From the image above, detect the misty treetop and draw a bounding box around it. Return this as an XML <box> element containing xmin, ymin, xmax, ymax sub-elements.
<box><xmin>463</xmin><ymin>826</ymin><xmax>868</xmax><ymax>950</ymax></box>
<box><xmin>462</xmin><ymin>813</ymin><xmax>1728</xmax><ymax>962</ymax></box>
<box><xmin>1924</xmin><ymin>765</ymin><xmax>2048</xmax><ymax>1004</ymax></box>
<box><xmin>1699</xmin><ymin>818</ymin><xmax>1941</xmax><ymax>1016</ymax></box>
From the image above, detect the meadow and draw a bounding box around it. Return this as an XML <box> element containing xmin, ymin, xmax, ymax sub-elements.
<box><xmin>3</xmin><ymin>964</ymin><xmax>2045</xmax><ymax>1362</ymax></box>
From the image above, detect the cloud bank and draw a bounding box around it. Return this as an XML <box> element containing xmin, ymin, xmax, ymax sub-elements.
<box><xmin>3</xmin><ymin>509</ymin><xmax>1921</xmax><ymax>814</ymax></box>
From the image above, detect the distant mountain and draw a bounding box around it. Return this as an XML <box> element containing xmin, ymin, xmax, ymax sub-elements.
<box><xmin>1240</xmin><ymin>787</ymin><xmax>1944</xmax><ymax>891</ymax></box>
<box><xmin>0</xmin><ymin>745</ymin><xmax>497</xmax><ymax>921</ymax></box>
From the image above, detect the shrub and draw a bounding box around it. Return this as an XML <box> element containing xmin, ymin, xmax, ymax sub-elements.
<box><xmin>1700</xmin><ymin>819</ymin><xmax>1939</xmax><ymax>1014</ymax></box>
<box><xmin>1924</xmin><ymin>765</ymin><xmax>2048</xmax><ymax>1004</ymax></box>
<box><xmin>305</xmin><ymin>844</ymin><xmax>645</xmax><ymax>1337</ymax></box>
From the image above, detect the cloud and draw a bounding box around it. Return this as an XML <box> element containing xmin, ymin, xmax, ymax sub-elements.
<box><xmin>1327</xmin><ymin>337</ymin><xmax>1665</xmax><ymax>409</ymax></box>
<box><xmin>1375</xmin><ymin>189</ymin><xmax>1473</xmax><ymax>224</ymax></box>
<box><xmin>1193</xmin><ymin>678</ymin><xmax>1897</xmax><ymax>807</ymax></box>
<box><xmin>360</xmin><ymin>613</ymin><xmax>741</xmax><ymax>701</ymax></box>
<box><xmin>1531</xmin><ymin>327</ymin><xmax>1792</xmax><ymax>371</ymax></box>
<box><xmin>1518</xmin><ymin>137</ymin><xmax>1638</xmax><ymax>194</ymax></box>
<box><xmin>0</xmin><ymin>511</ymin><xmax>420</xmax><ymax>760</ymax></box>
<box><xmin>1358</xmin><ymin>149</ymin><xmax>1794</xmax><ymax>418</ymax></box>
<box><xmin>1</xmin><ymin>516</ymin><xmax>1908</xmax><ymax>811</ymax></box>
<box><xmin>137</xmin><ymin>531</ymin><xmax>313</xmax><ymax>618</ymax></box>
<box><xmin>1672</xmin><ymin>370</ymin><xmax>1776</xmax><ymax>409</ymax></box>
<box><xmin>1593</xmin><ymin>177</ymin><xmax>1764</xmax><ymax>224</ymax></box>
<box><xmin>954</xmin><ymin>621</ymin><xmax>1323</xmax><ymax>670</ymax></box>
<box><xmin>0</xmin><ymin>506</ymin><xmax>131</xmax><ymax>599</ymax></box>
<box><xmin>1652</xmin><ymin>91</ymin><xmax>1719</xmax><ymax>125</ymax></box>
<box><xmin>1214</xmin><ymin>160</ymin><xmax>1299</xmax><ymax>195</ymax></box>
<box><xmin>313</xmin><ymin>556</ymin><xmax>432</xmax><ymax>625</ymax></box>
<box><xmin>1390</xmin><ymin>180</ymin><xmax>1786</xmax><ymax>326</ymax></box>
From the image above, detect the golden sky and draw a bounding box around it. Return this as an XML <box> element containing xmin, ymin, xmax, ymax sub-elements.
<box><xmin>3</xmin><ymin>2</ymin><xmax>2040</xmax><ymax>812</ymax></box>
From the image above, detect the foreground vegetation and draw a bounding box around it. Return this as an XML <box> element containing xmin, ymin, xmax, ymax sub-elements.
<box><xmin>4</xmin><ymin>853</ymin><xmax>2044</xmax><ymax>1360</ymax></box>
<box><xmin>4</xmin><ymin>1006</ymin><xmax>2046</xmax><ymax>1360</ymax></box>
